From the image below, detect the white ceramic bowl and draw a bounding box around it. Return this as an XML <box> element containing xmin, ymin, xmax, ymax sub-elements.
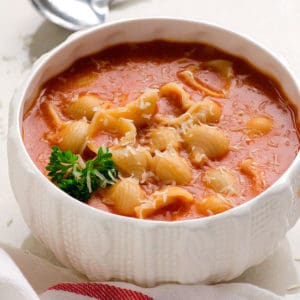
<box><xmin>8</xmin><ymin>18</ymin><xmax>300</xmax><ymax>286</ymax></box>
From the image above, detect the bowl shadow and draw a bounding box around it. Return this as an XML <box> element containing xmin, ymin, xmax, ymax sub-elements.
<box><xmin>25</xmin><ymin>21</ymin><xmax>72</xmax><ymax>64</ymax></box>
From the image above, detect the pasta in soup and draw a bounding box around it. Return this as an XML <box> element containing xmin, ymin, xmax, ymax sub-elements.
<box><xmin>23</xmin><ymin>41</ymin><xmax>300</xmax><ymax>221</ymax></box>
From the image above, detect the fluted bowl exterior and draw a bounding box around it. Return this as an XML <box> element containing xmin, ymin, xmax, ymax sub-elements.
<box><xmin>7</xmin><ymin>18</ymin><xmax>300</xmax><ymax>286</ymax></box>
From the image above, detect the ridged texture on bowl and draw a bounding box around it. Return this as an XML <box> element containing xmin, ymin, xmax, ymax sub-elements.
<box><xmin>8</xmin><ymin>19</ymin><xmax>300</xmax><ymax>286</ymax></box>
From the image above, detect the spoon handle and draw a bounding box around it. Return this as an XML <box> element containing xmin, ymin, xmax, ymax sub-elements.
<box><xmin>90</xmin><ymin>0</ymin><xmax>111</xmax><ymax>22</ymax></box>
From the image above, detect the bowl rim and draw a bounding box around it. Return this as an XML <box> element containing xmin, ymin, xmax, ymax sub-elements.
<box><xmin>12</xmin><ymin>16</ymin><xmax>300</xmax><ymax>227</ymax></box>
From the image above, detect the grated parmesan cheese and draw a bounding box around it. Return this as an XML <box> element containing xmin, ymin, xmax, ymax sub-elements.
<box><xmin>103</xmin><ymin>118</ymin><xmax>108</xmax><ymax>127</ymax></box>
<box><xmin>162</xmin><ymin>191</ymin><xmax>167</xmax><ymax>203</ymax></box>
<box><xmin>125</xmin><ymin>145</ymin><xmax>137</xmax><ymax>155</ymax></box>
<box><xmin>142</xmin><ymin>114</ymin><xmax>152</xmax><ymax>119</ymax></box>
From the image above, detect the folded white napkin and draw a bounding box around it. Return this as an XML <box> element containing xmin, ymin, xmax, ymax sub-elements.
<box><xmin>0</xmin><ymin>240</ymin><xmax>300</xmax><ymax>300</ymax></box>
<box><xmin>0</xmin><ymin>249</ymin><xmax>39</xmax><ymax>300</ymax></box>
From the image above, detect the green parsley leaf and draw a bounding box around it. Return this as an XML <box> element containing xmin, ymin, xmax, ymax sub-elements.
<box><xmin>46</xmin><ymin>146</ymin><xmax>118</xmax><ymax>202</ymax></box>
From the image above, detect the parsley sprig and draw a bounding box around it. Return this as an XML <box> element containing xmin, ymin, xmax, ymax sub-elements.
<box><xmin>46</xmin><ymin>146</ymin><xmax>118</xmax><ymax>202</ymax></box>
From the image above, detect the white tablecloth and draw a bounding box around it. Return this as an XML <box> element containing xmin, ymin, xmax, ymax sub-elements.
<box><xmin>1</xmin><ymin>0</ymin><xmax>300</xmax><ymax>297</ymax></box>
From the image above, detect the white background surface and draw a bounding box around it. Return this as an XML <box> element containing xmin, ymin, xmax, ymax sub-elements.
<box><xmin>2</xmin><ymin>0</ymin><xmax>300</xmax><ymax>296</ymax></box>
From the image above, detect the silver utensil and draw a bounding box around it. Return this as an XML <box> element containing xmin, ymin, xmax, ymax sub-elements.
<box><xmin>31</xmin><ymin>0</ymin><xmax>111</xmax><ymax>31</ymax></box>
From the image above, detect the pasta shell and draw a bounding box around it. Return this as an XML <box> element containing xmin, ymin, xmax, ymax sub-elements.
<box><xmin>108</xmin><ymin>88</ymin><xmax>159</xmax><ymax>127</ymax></box>
<box><xmin>58</xmin><ymin>120</ymin><xmax>89</xmax><ymax>154</ymax></box>
<box><xmin>135</xmin><ymin>186</ymin><xmax>194</xmax><ymax>218</ymax></box>
<box><xmin>178</xmin><ymin>70</ymin><xmax>225</xmax><ymax>98</ymax></box>
<box><xmin>195</xmin><ymin>194</ymin><xmax>234</xmax><ymax>215</ymax></box>
<box><xmin>246</xmin><ymin>115</ymin><xmax>273</xmax><ymax>137</ymax></box>
<box><xmin>170</xmin><ymin>97</ymin><xmax>222</xmax><ymax>126</ymax></box>
<box><xmin>41</xmin><ymin>102</ymin><xmax>63</xmax><ymax>128</ymax></box>
<box><xmin>151</xmin><ymin>150</ymin><xmax>192</xmax><ymax>184</ymax></box>
<box><xmin>204</xmin><ymin>60</ymin><xmax>234</xmax><ymax>80</ymax></box>
<box><xmin>160</xmin><ymin>82</ymin><xmax>194</xmax><ymax>111</ymax></box>
<box><xmin>73</xmin><ymin>73</ymin><xmax>97</xmax><ymax>88</ymax></box>
<box><xmin>67</xmin><ymin>94</ymin><xmax>108</xmax><ymax>120</ymax></box>
<box><xmin>189</xmin><ymin>148</ymin><xmax>207</xmax><ymax>167</ymax></box>
<box><xmin>184</xmin><ymin>125</ymin><xmax>229</xmax><ymax>163</ymax></box>
<box><xmin>203</xmin><ymin>166</ymin><xmax>240</xmax><ymax>196</ymax></box>
<box><xmin>240</xmin><ymin>158</ymin><xmax>265</xmax><ymax>194</ymax></box>
<box><xmin>111</xmin><ymin>146</ymin><xmax>152</xmax><ymax>179</ymax></box>
<box><xmin>193</xmin><ymin>97</ymin><xmax>222</xmax><ymax>123</ymax></box>
<box><xmin>149</xmin><ymin>127</ymin><xmax>181</xmax><ymax>152</ymax></box>
<box><xmin>88</xmin><ymin>111</ymin><xmax>136</xmax><ymax>150</ymax></box>
<box><xmin>106</xmin><ymin>178</ymin><xmax>145</xmax><ymax>216</ymax></box>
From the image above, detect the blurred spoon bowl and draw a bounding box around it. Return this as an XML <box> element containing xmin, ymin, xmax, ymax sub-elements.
<box><xmin>31</xmin><ymin>0</ymin><xmax>111</xmax><ymax>31</ymax></box>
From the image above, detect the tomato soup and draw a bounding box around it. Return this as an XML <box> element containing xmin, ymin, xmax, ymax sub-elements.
<box><xmin>23</xmin><ymin>41</ymin><xmax>300</xmax><ymax>221</ymax></box>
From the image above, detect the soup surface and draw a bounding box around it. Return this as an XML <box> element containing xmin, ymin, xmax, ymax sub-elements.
<box><xmin>23</xmin><ymin>41</ymin><xmax>300</xmax><ymax>221</ymax></box>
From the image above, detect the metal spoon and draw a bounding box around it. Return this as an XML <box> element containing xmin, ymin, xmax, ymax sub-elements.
<box><xmin>31</xmin><ymin>0</ymin><xmax>111</xmax><ymax>31</ymax></box>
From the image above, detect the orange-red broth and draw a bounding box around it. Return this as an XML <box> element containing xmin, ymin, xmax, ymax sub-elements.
<box><xmin>23</xmin><ymin>41</ymin><xmax>300</xmax><ymax>221</ymax></box>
